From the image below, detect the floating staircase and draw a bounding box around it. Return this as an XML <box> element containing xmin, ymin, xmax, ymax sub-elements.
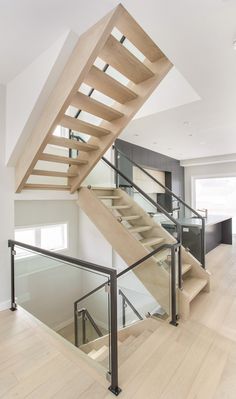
<box><xmin>15</xmin><ymin>4</ymin><xmax>172</xmax><ymax>193</ymax></box>
<box><xmin>77</xmin><ymin>186</ymin><xmax>210</xmax><ymax>320</ymax></box>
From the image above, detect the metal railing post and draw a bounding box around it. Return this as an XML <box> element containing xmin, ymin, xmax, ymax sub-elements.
<box><xmin>178</xmin><ymin>245</ymin><xmax>183</xmax><ymax>290</ymax></box>
<box><xmin>8</xmin><ymin>241</ymin><xmax>17</xmax><ymax>311</ymax></box>
<box><xmin>109</xmin><ymin>271</ymin><xmax>121</xmax><ymax>396</ymax></box>
<box><xmin>82</xmin><ymin>310</ymin><xmax>86</xmax><ymax>345</ymax></box>
<box><xmin>74</xmin><ymin>303</ymin><xmax>78</xmax><ymax>347</ymax></box>
<box><xmin>201</xmin><ymin>218</ymin><xmax>206</xmax><ymax>268</ymax></box>
<box><xmin>121</xmin><ymin>292</ymin><xmax>126</xmax><ymax>328</ymax></box>
<box><xmin>170</xmin><ymin>246</ymin><xmax>178</xmax><ymax>326</ymax></box>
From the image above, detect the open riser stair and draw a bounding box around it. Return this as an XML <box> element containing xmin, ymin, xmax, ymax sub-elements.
<box><xmin>77</xmin><ymin>186</ymin><xmax>210</xmax><ymax>320</ymax></box>
<box><xmin>15</xmin><ymin>4</ymin><xmax>172</xmax><ymax>193</ymax></box>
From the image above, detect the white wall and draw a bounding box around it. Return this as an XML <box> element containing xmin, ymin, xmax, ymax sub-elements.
<box><xmin>6</xmin><ymin>30</ymin><xmax>78</xmax><ymax>165</ymax></box>
<box><xmin>14</xmin><ymin>200</ymin><xmax>81</xmax><ymax>329</ymax></box>
<box><xmin>0</xmin><ymin>85</ymin><xmax>15</xmax><ymax>310</ymax></box>
<box><xmin>184</xmin><ymin>161</ymin><xmax>236</xmax><ymax>207</ymax></box>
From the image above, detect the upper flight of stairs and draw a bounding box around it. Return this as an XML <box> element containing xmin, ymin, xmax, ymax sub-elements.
<box><xmin>77</xmin><ymin>186</ymin><xmax>210</xmax><ymax>320</ymax></box>
<box><xmin>15</xmin><ymin>4</ymin><xmax>172</xmax><ymax>193</ymax></box>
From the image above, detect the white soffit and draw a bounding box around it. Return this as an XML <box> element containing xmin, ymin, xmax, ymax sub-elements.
<box><xmin>135</xmin><ymin>67</ymin><xmax>201</xmax><ymax>119</ymax></box>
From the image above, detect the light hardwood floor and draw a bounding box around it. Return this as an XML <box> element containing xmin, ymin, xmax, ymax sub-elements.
<box><xmin>1</xmin><ymin>242</ymin><xmax>236</xmax><ymax>398</ymax></box>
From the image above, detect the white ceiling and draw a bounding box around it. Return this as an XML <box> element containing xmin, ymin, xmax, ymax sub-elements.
<box><xmin>1</xmin><ymin>0</ymin><xmax>236</xmax><ymax>160</ymax></box>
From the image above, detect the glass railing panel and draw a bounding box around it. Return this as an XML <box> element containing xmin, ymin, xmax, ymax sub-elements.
<box><xmin>117</xmin><ymin>247</ymin><xmax>173</xmax><ymax>326</ymax></box>
<box><xmin>74</xmin><ymin>286</ymin><xmax>110</xmax><ymax>372</ymax></box>
<box><xmin>14</xmin><ymin>245</ymin><xmax>111</xmax><ymax>373</ymax></box>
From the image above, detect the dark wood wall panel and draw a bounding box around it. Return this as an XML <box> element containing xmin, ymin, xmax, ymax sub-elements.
<box><xmin>115</xmin><ymin>139</ymin><xmax>185</xmax><ymax>199</ymax></box>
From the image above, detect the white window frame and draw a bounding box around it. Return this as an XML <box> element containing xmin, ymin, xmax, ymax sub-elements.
<box><xmin>14</xmin><ymin>222</ymin><xmax>68</xmax><ymax>259</ymax></box>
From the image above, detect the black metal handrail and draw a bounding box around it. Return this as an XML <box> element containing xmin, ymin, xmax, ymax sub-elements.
<box><xmin>8</xmin><ymin>239</ymin><xmax>120</xmax><ymax>396</ymax></box>
<box><xmin>75</xmin><ymin>308</ymin><xmax>103</xmax><ymax>346</ymax></box>
<box><xmin>118</xmin><ymin>289</ymin><xmax>143</xmax><ymax>328</ymax></box>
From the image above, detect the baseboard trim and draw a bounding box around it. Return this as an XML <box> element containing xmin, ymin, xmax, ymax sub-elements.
<box><xmin>0</xmin><ymin>299</ymin><xmax>11</xmax><ymax>311</ymax></box>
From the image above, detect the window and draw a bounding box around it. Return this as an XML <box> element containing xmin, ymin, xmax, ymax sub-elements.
<box><xmin>15</xmin><ymin>223</ymin><xmax>68</xmax><ymax>258</ymax></box>
<box><xmin>195</xmin><ymin>177</ymin><xmax>236</xmax><ymax>234</ymax></box>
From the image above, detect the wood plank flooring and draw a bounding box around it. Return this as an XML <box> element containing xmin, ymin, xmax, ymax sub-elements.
<box><xmin>0</xmin><ymin>242</ymin><xmax>236</xmax><ymax>398</ymax></box>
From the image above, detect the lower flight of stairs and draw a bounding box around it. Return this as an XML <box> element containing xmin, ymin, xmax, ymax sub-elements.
<box><xmin>78</xmin><ymin>186</ymin><xmax>211</xmax><ymax>321</ymax></box>
<box><xmin>79</xmin><ymin>318</ymin><xmax>158</xmax><ymax>368</ymax></box>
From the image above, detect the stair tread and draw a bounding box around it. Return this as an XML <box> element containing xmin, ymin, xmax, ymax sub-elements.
<box><xmin>128</xmin><ymin>225</ymin><xmax>152</xmax><ymax>233</ymax></box>
<box><xmin>121</xmin><ymin>335</ymin><xmax>136</xmax><ymax>346</ymax></box>
<box><xmin>98</xmin><ymin>196</ymin><xmax>121</xmax><ymax>199</ymax></box>
<box><xmin>140</xmin><ymin>237</ymin><xmax>164</xmax><ymax>247</ymax></box>
<box><xmin>91</xmin><ymin>186</ymin><xmax>115</xmax><ymax>190</ymax></box>
<box><xmin>71</xmin><ymin>92</ymin><xmax>124</xmax><ymax>121</ymax></box>
<box><xmin>24</xmin><ymin>184</ymin><xmax>70</xmax><ymax>191</ymax></box>
<box><xmin>100</xmin><ymin>35</ymin><xmax>154</xmax><ymax>84</ymax></box>
<box><xmin>84</xmin><ymin>65</ymin><xmax>138</xmax><ymax>104</ymax></box>
<box><xmin>119</xmin><ymin>215</ymin><xmax>141</xmax><ymax>221</ymax></box>
<box><xmin>31</xmin><ymin>169</ymin><xmax>77</xmax><ymax>178</ymax></box>
<box><xmin>48</xmin><ymin>136</ymin><xmax>99</xmax><ymax>152</ymax></box>
<box><xmin>60</xmin><ymin>115</ymin><xmax>111</xmax><ymax>138</ymax></box>
<box><xmin>153</xmin><ymin>249</ymin><xmax>170</xmax><ymax>263</ymax></box>
<box><xmin>183</xmin><ymin>277</ymin><xmax>208</xmax><ymax>302</ymax></box>
<box><xmin>182</xmin><ymin>263</ymin><xmax>192</xmax><ymax>275</ymax></box>
<box><xmin>108</xmin><ymin>205</ymin><xmax>131</xmax><ymax>209</ymax></box>
<box><xmin>39</xmin><ymin>153</ymin><xmax>88</xmax><ymax>165</ymax></box>
<box><xmin>88</xmin><ymin>345</ymin><xmax>108</xmax><ymax>360</ymax></box>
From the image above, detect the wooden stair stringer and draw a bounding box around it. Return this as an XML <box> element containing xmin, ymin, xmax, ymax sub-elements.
<box><xmin>77</xmin><ymin>187</ymin><xmax>170</xmax><ymax>313</ymax></box>
<box><xmin>15</xmin><ymin>5</ymin><xmax>125</xmax><ymax>193</ymax></box>
<box><xmin>178</xmin><ymin>248</ymin><xmax>211</xmax><ymax>320</ymax></box>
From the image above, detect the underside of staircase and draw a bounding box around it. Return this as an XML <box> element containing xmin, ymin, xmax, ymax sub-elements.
<box><xmin>15</xmin><ymin>4</ymin><xmax>172</xmax><ymax>193</ymax></box>
<box><xmin>77</xmin><ymin>186</ymin><xmax>210</xmax><ymax>320</ymax></box>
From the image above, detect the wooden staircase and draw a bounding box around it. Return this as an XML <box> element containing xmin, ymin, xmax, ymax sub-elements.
<box><xmin>77</xmin><ymin>186</ymin><xmax>210</xmax><ymax>320</ymax></box>
<box><xmin>15</xmin><ymin>4</ymin><xmax>172</xmax><ymax>193</ymax></box>
<box><xmin>79</xmin><ymin>318</ymin><xmax>159</xmax><ymax>369</ymax></box>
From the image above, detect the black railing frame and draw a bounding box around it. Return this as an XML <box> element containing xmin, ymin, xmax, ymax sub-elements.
<box><xmin>74</xmin><ymin>243</ymin><xmax>180</xmax><ymax>328</ymax></box>
<box><xmin>8</xmin><ymin>239</ymin><xmax>121</xmax><ymax>396</ymax></box>
<box><xmin>75</xmin><ymin>307</ymin><xmax>103</xmax><ymax>346</ymax></box>
<box><xmin>118</xmin><ymin>289</ymin><xmax>143</xmax><ymax>328</ymax></box>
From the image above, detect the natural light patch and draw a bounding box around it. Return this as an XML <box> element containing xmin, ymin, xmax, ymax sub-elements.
<box><xmin>195</xmin><ymin>177</ymin><xmax>236</xmax><ymax>233</ymax></box>
<box><xmin>112</xmin><ymin>27</ymin><xmax>123</xmax><ymax>41</ymax></box>
<box><xmin>78</xmin><ymin>110</ymin><xmax>102</xmax><ymax>126</ymax></box>
<box><xmin>123</xmin><ymin>37</ymin><xmax>145</xmax><ymax>62</ymax></box>
<box><xmin>95</xmin><ymin>57</ymin><xmax>130</xmax><ymax>86</ymax></box>
<box><xmin>15</xmin><ymin>223</ymin><xmax>68</xmax><ymax>259</ymax></box>
<box><xmin>94</xmin><ymin>57</ymin><xmax>107</xmax><ymax>70</ymax></box>
<box><xmin>135</xmin><ymin>67</ymin><xmax>201</xmax><ymax>119</ymax></box>
<box><xmin>112</xmin><ymin>27</ymin><xmax>146</xmax><ymax>62</ymax></box>
<box><xmin>106</xmin><ymin>64</ymin><xmax>129</xmax><ymax>86</ymax></box>
<box><xmin>91</xmin><ymin>89</ymin><xmax>114</xmax><ymax>107</ymax></box>
<box><xmin>79</xmin><ymin>82</ymin><xmax>92</xmax><ymax>95</ymax></box>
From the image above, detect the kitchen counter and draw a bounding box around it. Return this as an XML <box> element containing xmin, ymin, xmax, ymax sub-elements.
<box><xmin>156</xmin><ymin>214</ymin><xmax>232</xmax><ymax>262</ymax></box>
